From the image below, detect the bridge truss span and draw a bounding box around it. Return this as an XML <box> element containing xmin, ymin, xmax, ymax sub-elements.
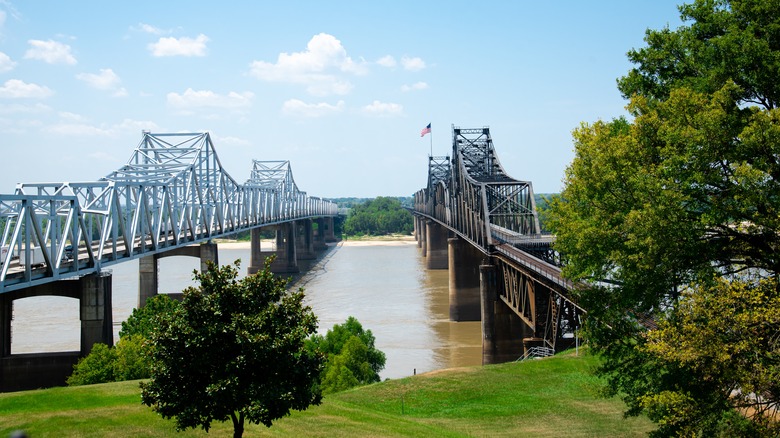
<box><xmin>0</xmin><ymin>132</ymin><xmax>337</xmax><ymax>294</ymax></box>
<box><xmin>413</xmin><ymin>125</ymin><xmax>582</xmax><ymax>355</ymax></box>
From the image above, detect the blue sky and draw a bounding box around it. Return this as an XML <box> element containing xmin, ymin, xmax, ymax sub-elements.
<box><xmin>0</xmin><ymin>1</ymin><xmax>684</xmax><ymax>198</ymax></box>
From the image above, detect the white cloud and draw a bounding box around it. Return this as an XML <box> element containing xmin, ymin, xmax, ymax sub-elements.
<box><xmin>136</xmin><ymin>23</ymin><xmax>164</xmax><ymax>35</ymax></box>
<box><xmin>376</xmin><ymin>55</ymin><xmax>396</xmax><ymax>68</ymax></box>
<box><xmin>282</xmin><ymin>99</ymin><xmax>345</xmax><ymax>117</ymax></box>
<box><xmin>167</xmin><ymin>88</ymin><xmax>253</xmax><ymax>110</ymax></box>
<box><xmin>362</xmin><ymin>100</ymin><xmax>403</xmax><ymax>117</ymax></box>
<box><xmin>401</xmin><ymin>56</ymin><xmax>426</xmax><ymax>72</ymax></box>
<box><xmin>45</xmin><ymin>117</ymin><xmax>159</xmax><ymax>137</ymax></box>
<box><xmin>249</xmin><ymin>33</ymin><xmax>367</xmax><ymax>96</ymax></box>
<box><xmin>0</xmin><ymin>79</ymin><xmax>54</xmax><ymax>98</ymax></box>
<box><xmin>58</xmin><ymin>111</ymin><xmax>87</xmax><ymax>122</ymax></box>
<box><xmin>24</xmin><ymin>39</ymin><xmax>77</xmax><ymax>65</ymax></box>
<box><xmin>46</xmin><ymin>123</ymin><xmax>112</xmax><ymax>136</ymax></box>
<box><xmin>0</xmin><ymin>102</ymin><xmax>51</xmax><ymax>114</ymax></box>
<box><xmin>0</xmin><ymin>52</ymin><xmax>16</xmax><ymax>72</ymax></box>
<box><xmin>148</xmin><ymin>34</ymin><xmax>209</xmax><ymax>57</ymax></box>
<box><xmin>213</xmin><ymin>135</ymin><xmax>251</xmax><ymax>146</ymax></box>
<box><xmin>76</xmin><ymin>68</ymin><xmax>128</xmax><ymax>97</ymax></box>
<box><xmin>401</xmin><ymin>81</ymin><xmax>429</xmax><ymax>92</ymax></box>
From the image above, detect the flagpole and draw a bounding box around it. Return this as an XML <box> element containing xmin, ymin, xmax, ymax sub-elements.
<box><xmin>430</xmin><ymin>125</ymin><xmax>433</xmax><ymax>157</ymax></box>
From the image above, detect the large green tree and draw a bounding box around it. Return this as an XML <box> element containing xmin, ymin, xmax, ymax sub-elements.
<box><xmin>308</xmin><ymin>316</ymin><xmax>386</xmax><ymax>394</ymax></box>
<box><xmin>549</xmin><ymin>0</ymin><xmax>780</xmax><ymax>435</ymax></box>
<box><xmin>140</xmin><ymin>260</ymin><xmax>324</xmax><ymax>438</ymax></box>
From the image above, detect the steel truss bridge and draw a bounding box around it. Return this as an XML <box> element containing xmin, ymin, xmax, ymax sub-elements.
<box><xmin>0</xmin><ymin>132</ymin><xmax>337</xmax><ymax>294</ymax></box>
<box><xmin>413</xmin><ymin>126</ymin><xmax>582</xmax><ymax>353</ymax></box>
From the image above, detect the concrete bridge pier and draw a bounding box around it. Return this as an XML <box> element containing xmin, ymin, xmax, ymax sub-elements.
<box><xmin>425</xmin><ymin>221</ymin><xmax>449</xmax><ymax>269</ymax></box>
<box><xmin>1</xmin><ymin>272</ymin><xmax>114</xmax><ymax>392</ymax></box>
<box><xmin>313</xmin><ymin>218</ymin><xmax>328</xmax><ymax>250</ymax></box>
<box><xmin>270</xmin><ymin>222</ymin><xmax>299</xmax><ymax>273</ymax></box>
<box><xmin>296</xmin><ymin>219</ymin><xmax>316</xmax><ymax>260</ymax></box>
<box><xmin>419</xmin><ymin>219</ymin><xmax>428</xmax><ymax>257</ymax></box>
<box><xmin>415</xmin><ymin>217</ymin><xmax>424</xmax><ymax>249</ymax></box>
<box><xmin>80</xmin><ymin>272</ymin><xmax>114</xmax><ymax>356</ymax></box>
<box><xmin>480</xmin><ymin>263</ymin><xmax>525</xmax><ymax>364</ymax></box>
<box><xmin>139</xmin><ymin>241</ymin><xmax>219</xmax><ymax>307</ymax></box>
<box><xmin>322</xmin><ymin>217</ymin><xmax>337</xmax><ymax>242</ymax></box>
<box><xmin>448</xmin><ymin>237</ymin><xmax>483</xmax><ymax>321</ymax></box>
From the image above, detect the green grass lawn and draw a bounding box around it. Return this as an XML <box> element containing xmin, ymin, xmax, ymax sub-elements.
<box><xmin>0</xmin><ymin>351</ymin><xmax>654</xmax><ymax>437</ymax></box>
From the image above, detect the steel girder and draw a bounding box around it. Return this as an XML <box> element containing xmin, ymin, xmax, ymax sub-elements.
<box><xmin>0</xmin><ymin>132</ymin><xmax>337</xmax><ymax>294</ymax></box>
<box><xmin>414</xmin><ymin>126</ymin><xmax>542</xmax><ymax>248</ymax></box>
<box><xmin>412</xmin><ymin>125</ymin><xmax>581</xmax><ymax>352</ymax></box>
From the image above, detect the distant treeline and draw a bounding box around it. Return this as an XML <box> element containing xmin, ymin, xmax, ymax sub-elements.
<box><xmin>337</xmin><ymin>197</ymin><xmax>413</xmax><ymax>236</ymax></box>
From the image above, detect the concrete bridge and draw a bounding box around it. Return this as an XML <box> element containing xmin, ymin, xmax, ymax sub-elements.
<box><xmin>412</xmin><ymin>126</ymin><xmax>583</xmax><ymax>364</ymax></box>
<box><xmin>0</xmin><ymin>132</ymin><xmax>337</xmax><ymax>391</ymax></box>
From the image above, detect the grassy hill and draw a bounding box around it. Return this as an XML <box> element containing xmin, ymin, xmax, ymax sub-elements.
<box><xmin>0</xmin><ymin>350</ymin><xmax>653</xmax><ymax>437</ymax></box>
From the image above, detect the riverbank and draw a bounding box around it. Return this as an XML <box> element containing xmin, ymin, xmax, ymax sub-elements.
<box><xmin>214</xmin><ymin>234</ymin><xmax>417</xmax><ymax>249</ymax></box>
<box><xmin>0</xmin><ymin>350</ymin><xmax>654</xmax><ymax>437</ymax></box>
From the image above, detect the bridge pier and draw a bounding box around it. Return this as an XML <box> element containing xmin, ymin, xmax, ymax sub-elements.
<box><xmin>80</xmin><ymin>272</ymin><xmax>114</xmax><ymax>356</ymax></box>
<box><xmin>314</xmin><ymin>218</ymin><xmax>328</xmax><ymax>250</ymax></box>
<box><xmin>322</xmin><ymin>217</ymin><xmax>337</xmax><ymax>242</ymax></box>
<box><xmin>480</xmin><ymin>263</ymin><xmax>525</xmax><ymax>364</ymax></box>
<box><xmin>1</xmin><ymin>272</ymin><xmax>113</xmax><ymax>391</ymax></box>
<box><xmin>296</xmin><ymin>219</ymin><xmax>316</xmax><ymax>260</ymax></box>
<box><xmin>448</xmin><ymin>237</ymin><xmax>483</xmax><ymax>321</ymax></box>
<box><xmin>419</xmin><ymin>219</ymin><xmax>428</xmax><ymax>256</ymax></box>
<box><xmin>138</xmin><ymin>242</ymin><xmax>219</xmax><ymax>307</ymax></box>
<box><xmin>426</xmin><ymin>221</ymin><xmax>449</xmax><ymax>270</ymax></box>
<box><xmin>269</xmin><ymin>223</ymin><xmax>299</xmax><ymax>273</ymax></box>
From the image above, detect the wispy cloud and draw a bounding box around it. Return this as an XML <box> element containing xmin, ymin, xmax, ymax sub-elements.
<box><xmin>361</xmin><ymin>100</ymin><xmax>403</xmax><ymax>117</ymax></box>
<box><xmin>282</xmin><ymin>99</ymin><xmax>345</xmax><ymax>117</ymax></box>
<box><xmin>167</xmin><ymin>88</ymin><xmax>253</xmax><ymax>110</ymax></box>
<box><xmin>76</xmin><ymin>68</ymin><xmax>127</xmax><ymax>97</ymax></box>
<box><xmin>401</xmin><ymin>56</ymin><xmax>425</xmax><ymax>72</ymax></box>
<box><xmin>0</xmin><ymin>52</ymin><xmax>15</xmax><ymax>72</ymax></box>
<box><xmin>0</xmin><ymin>79</ymin><xmax>54</xmax><ymax>98</ymax></box>
<box><xmin>376</xmin><ymin>55</ymin><xmax>396</xmax><ymax>68</ymax></box>
<box><xmin>24</xmin><ymin>39</ymin><xmax>77</xmax><ymax>65</ymax></box>
<box><xmin>401</xmin><ymin>81</ymin><xmax>429</xmax><ymax>92</ymax></box>
<box><xmin>149</xmin><ymin>34</ymin><xmax>209</xmax><ymax>57</ymax></box>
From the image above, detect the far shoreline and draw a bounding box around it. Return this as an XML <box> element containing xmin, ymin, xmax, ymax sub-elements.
<box><xmin>213</xmin><ymin>234</ymin><xmax>417</xmax><ymax>249</ymax></box>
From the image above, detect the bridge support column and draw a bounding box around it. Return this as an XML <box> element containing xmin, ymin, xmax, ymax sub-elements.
<box><xmin>199</xmin><ymin>241</ymin><xmax>219</xmax><ymax>273</ymax></box>
<box><xmin>138</xmin><ymin>254</ymin><xmax>159</xmax><ymax>308</ymax></box>
<box><xmin>270</xmin><ymin>222</ymin><xmax>299</xmax><ymax>273</ymax></box>
<box><xmin>448</xmin><ymin>237</ymin><xmax>482</xmax><ymax>321</ymax></box>
<box><xmin>426</xmin><ymin>221</ymin><xmax>448</xmax><ymax>269</ymax></box>
<box><xmin>323</xmin><ymin>217</ymin><xmax>336</xmax><ymax>242</ymax></box>
<box><xmin>480</xmin><ymin>263</ymin><xmax>524</xmax><ymax>364</ymax></box>
<box><xmin>420</xmin><ymin>219</ymin><xmax>428</xmax><ymax>256</ymax></box>
<box><xmin>0</xmin><ymin>295</ymin><xmax>10</xmax><ymax>357</ymax></box>
<box><xmin>80</xmin><ymin>271</ymin><xmax>113</xmax><ymax>356</ymax></box>
<box><xmin>248</xmin><ymin>227</ymin><xmax>265</xmax><ymax>275</ymax></box>
<box><xmin>314</xmin><ymin>218</ymin><xmax>328</xmax><ymax>250</ymax></box>
<box><xmin>296</xmin><ymin>219</ymin><xmax>316</xmax><ymax>260</ymax></box>
<box><xmin>417</xmin><ymin>217</ymin><xmax>425</xmax><ymax>249</ymax></box>
<box><xmin>140</xmin><ymin>242</ymin><xmax>219</xmax><ymax>306</ymax></box>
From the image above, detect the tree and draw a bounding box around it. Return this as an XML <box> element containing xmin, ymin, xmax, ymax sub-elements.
<box><xmin>119</xmin><ymin>294</ymin><xmax>180</xmax><ymax>339</ymax></box>
<box><xmin>343</xmin><ymin>197</ymin><xmax>414</xmax><ymax>236</ymax></box>
<box><xmin>641</xmin><ymin>277</ymin><xmax>780</xmax><ymax>436</ymax></box>
<box><xmin>308</xmin><ymin>316</ymin><xmax>386</xmax><ymax>394</ymax></box>
<box><xmin>548</xmin><ymin>0</ymin><xmax>780</xmax><ymax>434</ymax></box>
<box><xmin>140</xmin><ymin>260</ymin><xmax>324</xmax><ymax>438</ymax></box>
<box><xmin>68</xmin><ymin>295</ymin><xmax>177</xmax><ymax>386</ymax></box>
<box><xmin>66</xmin><ymin>343</ymin><xmax>117</xmax><ymax>386</ymax></box>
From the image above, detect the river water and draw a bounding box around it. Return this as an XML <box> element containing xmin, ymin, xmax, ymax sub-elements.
<box><xmin>10</xmin><ymin>242</ymin><xmax>482</xmax><ymax>379</ymax></box>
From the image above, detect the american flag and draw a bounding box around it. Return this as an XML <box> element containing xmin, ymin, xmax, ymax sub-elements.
<box><xmin>420</xmin><ymin>123</ymin><xmax>431</xmax><ymax>137</ymax></box>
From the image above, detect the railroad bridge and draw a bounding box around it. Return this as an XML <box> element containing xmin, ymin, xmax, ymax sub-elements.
<box><xmin>412</xmin><ymin>126</ymin><xmax>583</xmax><ymax>363</ymax></box>
<box><xmin>0</xmin><ymin>132</ymin><xmax>337</xmax><ymax>391</ymax></box>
